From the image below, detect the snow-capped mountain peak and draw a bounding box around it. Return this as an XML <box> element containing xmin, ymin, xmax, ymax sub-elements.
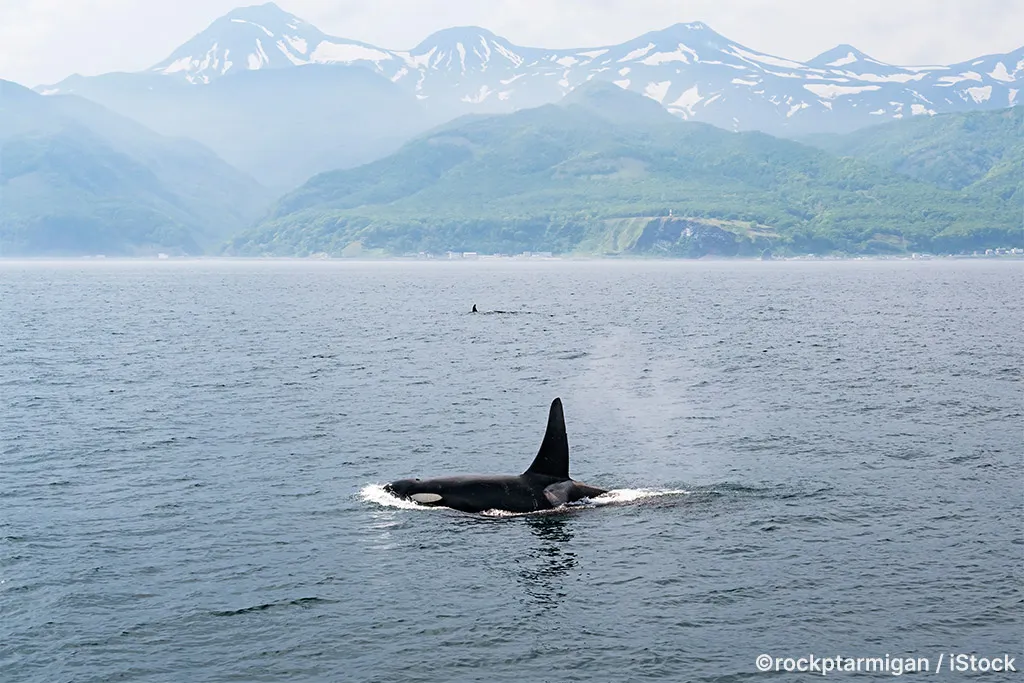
<box><xmin>42</xmin><ymin>4</ymin><xmax>1022</xmax><ymax>137</ymax></box>
<box><xmin>151</xmin><ymin>2</ymin><xmax>328</xmax><ymax>82</ymax></box>
<box><xmin>644</xmin><ymin>21</ymin><xmax>723</xmax><ymax>42</ymax></box>
<box><xmin>223</xmin><ymin>2</ymin><xmax>307</xmax><ymax>29</ymax></box>
<box><xmin>807</xmin><ymin>44</ymin><xmax>889</xmax><ymax>69</ymax></box>
<box><xmin>149</xmin><ymin>1</ymin><xmax>403</xmax><ymax>83</ymax></box>
<box><xmin>402</xmin><ymin>26</ymin><xmax>529</xmax><ymax>73</ymax></box>
<box><xmin>412</xmin><ymin>25</ymin><xmax>503</xmax><ymax>51</ymax></box>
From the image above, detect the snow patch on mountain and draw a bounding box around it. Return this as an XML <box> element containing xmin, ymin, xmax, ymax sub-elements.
<box><xmin>641</xmin><ymin>44</ymin><xmax>699</xmax><ymax>65</ymax></box>
<box><xmin>400</xmin><ymin>48</ymin><xmax>434</xmax><ymax>69</ymax></box>
<box><xmin>455</xmin><ymin>43</ymin><xmax>467</xmax><ymax>73</ymax></box>
<box><xmin>276</xmin><ymin>41</ymin><xmax>303</xmax><ymax>65</ymax></box>
<box><xmin>284</xmin><ymin>35</ymin><xmax>307</xmax><ymax>54</ymax></box>
<box><xmin>966</xmin><ymin>85</ymin><xmax>992</xmax><ymax>103</ymax></box>
<box><xmin>827</xmin><ymin>52</ymin><xmax>859</xmax><ymax>67</ymax></box>
<box><xmin>804</xmin><ymin>83</ymin><xmax>881</xmax><ymax>98</ymax></box>
<box><xmin>251</xmin><ymin>39</ymin><xmax>269</xmax><ymax>69</ymax></box>
<box><xmin>231</xmin><ymin>19</ymin><xmax>274</xmax><ymax>37</ymax></box>
<box><xmin>666</xmin><ymin>85</ymin><xmax>703</xmax><ymax>117</ymax></box>
<box><xmin>729</xmin><ymin>45</ymin><xmax>805</xmax><ymax>70</ymax></box>
<box><xmin>619</xmin><ymin>43</ymin><xmax>656</xmax><ymax>62</ymax></box>
<box><xmin>462</xmin><ymin>85</ymin><xmax>493</xmax><ymax>103</ymax></box>
<box><xmin>986</xmin><ymin>62</ymin><xmax>1012</xmax><ymax>81</ymax></box>
<box><xmin>842</xmin><ymin>72</ymin><xmax>928</xmax><ymax>83</ymax></box>
<box><xmin>937</xmin><ymin>74</ymin><xmax>976</xmax><ymax>85</ymax></box>
<box><xmin>788</xmin><ymin>102</ymin><xmax>809</xmax><ymax>117</ymax></box>
<box><xmin>644</xmin><ymin>80</ymin><xmax>672</xmax><ymax>102</ymax></box>
<box><xmin>310</xmin><ymin>42</ymin><xmax>392</xmax><ymax>65</ymax></box>
<box><xmin>161</xmin><ymin>56</ymin><xmax>194</xmax><ymax>75</ymax></box>
<box><xmin>492</xmin><ymin>42</ymin><xmax>523</xmax><ymax>67</ymax></box>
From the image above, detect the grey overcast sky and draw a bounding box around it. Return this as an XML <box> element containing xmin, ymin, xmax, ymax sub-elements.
<box><xmin>2</xmin><ymin>0</ymin><xmax>1022</xmax><ymax>87</ymax></box>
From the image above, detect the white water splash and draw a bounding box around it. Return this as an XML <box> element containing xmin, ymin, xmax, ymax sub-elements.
<box><xmin>361</xmin><ymin>484</ymin><xmax>688</xmax><ymax>515</ymax></box>
<box><xmin>480</xmin><ymin>488</ymin><xmax>690</xmax><ymax>517</ymax></box>
<box><xmin>360</xmin><ymin>484</ymin><xmax>438</xmax><ymax>510</ymax></box>
<box><xmin>590</xmin><ymin>487</ymin><xmax>690</xmax><ymax>505</ymax></box>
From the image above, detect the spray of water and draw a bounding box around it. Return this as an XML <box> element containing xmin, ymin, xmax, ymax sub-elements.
<box><xmin>360</xmin><ymin>484</ymin><xmax>437</xmax><ymax>510</ymax></box>
<box><xmin>569</xmin><ymin>326</ymin><xmax>701</xmax><ymax>470</ymax></box>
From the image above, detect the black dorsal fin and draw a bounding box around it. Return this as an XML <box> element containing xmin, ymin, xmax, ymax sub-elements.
<box><xmin>524</xmin><ymin>398</ymin><xmax>569</xmax><ymax>479</ymax></box>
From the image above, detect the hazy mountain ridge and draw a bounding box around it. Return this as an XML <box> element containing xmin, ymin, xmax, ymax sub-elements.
<box><xmin>36</xmin><ymin>64</ymin><xmax>430</xmax><ymax>191</ymax></box>
<box><xmin>0</xmin><ymin>79</ymin><xmax>268</xmax><ymax>256</ymax></box>
<box><xmin>30</xmin><ymin>3</ymin><xmax>1022</xmax><ymax>188</ymax></box>
<box><xmin>228</xmin><ymin>86</ymin><xmax>1021</xmax><ymax>258</ymax></box>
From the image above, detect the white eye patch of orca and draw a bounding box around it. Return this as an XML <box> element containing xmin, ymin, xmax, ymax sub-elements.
<box><xmin>410</xmin><ymin>492</ymin><xmax>443</xmax><ymax>504</ymax></box>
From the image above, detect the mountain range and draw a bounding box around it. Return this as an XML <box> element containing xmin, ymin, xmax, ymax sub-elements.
<box><xmin>3</xmin><ymin>3</ymin><xmax>1021</xmax><ymax>257</ymax></box>
<box><xmin>227</xmin><ymin>84</ymin><xmax>1022</xmax><ymax>258</ymax></box>
<box><xmin>34</xmin><ymin>2</ymin><xmax>1023</xmax><ymax>189</ymax></box>
<box><xmin>0</xmin><ymin>79</ymin><xmax>267</xmax><ymax>256</ymax></box>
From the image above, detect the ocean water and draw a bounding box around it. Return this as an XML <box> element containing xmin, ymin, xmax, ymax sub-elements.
<box><xmin>1</xmin><ymin>259</ymin><xmax>1021</xmax><ymax>682</ymax></box>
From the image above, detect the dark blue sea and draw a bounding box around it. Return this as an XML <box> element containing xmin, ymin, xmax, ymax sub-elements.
<box><xmin>2</xmin><ymin>259</ymin><xmax>1021</xmax><ymax>682</ymax></box>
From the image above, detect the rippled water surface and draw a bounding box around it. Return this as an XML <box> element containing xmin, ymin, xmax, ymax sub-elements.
<box><xmin>2</xmin><ymin>259</ymin><xmax>1021</xmax><ymax>682</ymax></box>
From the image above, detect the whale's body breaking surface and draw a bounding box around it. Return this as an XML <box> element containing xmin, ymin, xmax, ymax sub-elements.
<box><xmin>384</xmin><ymin>398</ymin><xmax>608</xmax><ymax>513</ymax></box>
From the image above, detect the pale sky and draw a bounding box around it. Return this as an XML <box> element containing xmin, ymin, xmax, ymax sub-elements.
<box><xmin>2</xmin><ymin>0</ymin><xmax>1022</xmax><ymax>87</ymax></box>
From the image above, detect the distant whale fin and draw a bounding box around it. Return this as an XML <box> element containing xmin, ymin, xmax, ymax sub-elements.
<box><xmin>524</xmin><ymin>398</ymin><xmax>569</xmax><ymax>479</ymax></box>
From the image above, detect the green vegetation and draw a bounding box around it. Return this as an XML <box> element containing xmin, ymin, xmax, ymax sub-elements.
<box><xmin>230</xmin><ymin>87</ymin><xmax>1021</xmax><ymax>257</ymax></box>
<box><xmin>1</xmin><ymin>130</ymin><xmax>200</xmax><ymax>254</ymax></box>
<box><xmin>5</xmin><ymin>76</ymin><xmax>1019</xmax><ymax>258</ymax></box>
<box><xmin>0</xmin><ymin>79</ymin><xmax>267</xmax><ymax>256</ymax></box>
<box><xmin>803</xmin><ymin>106</ymin><xmax>1022</xmax><ymax>196</ymax></box>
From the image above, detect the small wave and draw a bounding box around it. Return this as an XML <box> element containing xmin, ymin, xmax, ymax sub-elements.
<box><xmin>701</xmin><ymin>482</ymin><xmax>775</xmax><ymax>495</ymax></box>
<box><xmin>211</xmin><ymin>596</ymin><xmax>336</xmax><ymax>617</ymax></box>
<box><xmin>361</xmin><ymin>484</ymin><xmax>688</xmax><ymax>515</ymax></box>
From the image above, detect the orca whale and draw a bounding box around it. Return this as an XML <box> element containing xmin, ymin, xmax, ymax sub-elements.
<box><xmin>384</xmin><ymin>398</ymin><xmax>607</xmax><ymax>513</ymax></box>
